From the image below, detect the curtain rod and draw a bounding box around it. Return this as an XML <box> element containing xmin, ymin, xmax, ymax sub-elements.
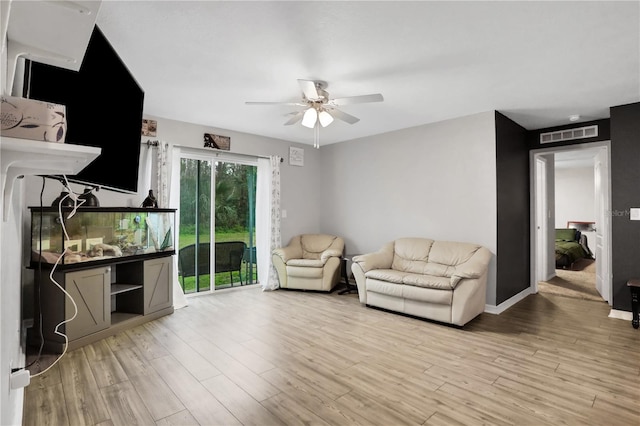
<box><xmin>146</xmin><ymin>141</ymin><xmax>283</xmax><ymax>162</ymax></box>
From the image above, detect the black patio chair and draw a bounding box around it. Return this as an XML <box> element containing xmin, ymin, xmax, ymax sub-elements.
<box><xmin>177</xmin><ymin>243</ymin><xmax>210</xmax><ymax>287</ymax></box>
<box><xmin>179</xmin><ymin>241</ymin><xmax>247</xmax><ymax>287</ymax></box>
<box><xmin>215</xmin><ymin>241</ymin><xmax>247</xmax><ymax>286</ymax></box>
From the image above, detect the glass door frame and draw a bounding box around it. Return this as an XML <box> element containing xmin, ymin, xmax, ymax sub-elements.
<box><xmin>175</xmin><ymin>148</ymin><xmax>258</xmax><ymax>295</ymax></box>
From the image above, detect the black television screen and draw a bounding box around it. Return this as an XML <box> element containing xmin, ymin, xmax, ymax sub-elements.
<box><xmin>24</xmin><ymin>25</ymin><xmax>144</xmax><ymax>194</ymax></box>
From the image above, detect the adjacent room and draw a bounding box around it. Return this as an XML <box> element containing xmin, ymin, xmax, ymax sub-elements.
<box><xmin>1</xmin><ymin>1</ymin><xmax>639</xmax><ymax>425</ymax></box>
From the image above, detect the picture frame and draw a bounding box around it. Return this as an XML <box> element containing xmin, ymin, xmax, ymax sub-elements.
<box><xmin>289</xmin><ymin>146</ymin><xmax>304</xmax><ymax>166</ymax></box>
<box><xmin>204</xmin><ymin>133</ymin><xmax>231</xmax><ymax>150</ymax></box>
<box><xmin>141</xmin><ymin>119</ymin><xmax>157</xmax><ymax>137</ymax></box>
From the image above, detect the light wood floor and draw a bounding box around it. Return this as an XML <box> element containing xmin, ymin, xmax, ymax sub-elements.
<box><xmin>24</xmin><ymin>285</ymin><xmax>640</xmax><ymax>426</ymax></box>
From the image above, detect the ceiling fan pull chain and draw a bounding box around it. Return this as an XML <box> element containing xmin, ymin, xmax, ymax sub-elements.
<box><xmin>314</xmin><ymin>123</ymin><xmax>320</xmax><ymax>149</ymax></box>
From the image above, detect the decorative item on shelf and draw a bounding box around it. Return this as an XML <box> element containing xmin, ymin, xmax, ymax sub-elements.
<box><xmin>51</xmin><ymin>190</ymin><xmax>75</xmax><ymax>207</ymax></box>
<box><xmin>79</xmin><ymin>187</ymin><xmax>100</xmax><ymax>207</ymax></box>
<box><xmin>142</xmin><ymin>189</ymin><xmax>158</xmax><ymax>208</ymax></box>
<box><xmin>1</xmin><ymin>95</ymin><xmax>67</xmax><ymax>142</ymax></box>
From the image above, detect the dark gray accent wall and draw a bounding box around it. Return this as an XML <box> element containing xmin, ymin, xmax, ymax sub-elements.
<box><xmin>495</xmin><ymin>112</ymin><xmax>530</xmax><ymax>304</ymax></box>
<box><xmin>610</xmin><ymin>102</ymin><xmax>640</xmax><ymax>312</ymax></box>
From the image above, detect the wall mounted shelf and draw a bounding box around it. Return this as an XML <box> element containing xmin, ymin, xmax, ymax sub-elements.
<box><xmin>1</xmin><ymin>137</ymin><xmax>100</xmax><ymax>220</ymax></box>
<box><xmin>2</xmin><ymin>0</ymin><xmax>101</xmax><ymax>94</ymax></box>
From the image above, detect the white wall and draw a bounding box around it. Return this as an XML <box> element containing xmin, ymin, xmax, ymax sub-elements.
<box><xmin>555</xmin><ymin>166</ymin><xmax>595</xmax><ymax>228</ymax></box>
<box><xmin>2</xmin><ymin>2</ymin><xmax>28</xmax><ymax>423</ymax></box>
<box><xmin>0</xmin><ymin>179</ymin><xmax>27</xmax><ymax>426</ymax></box>
<box><xmin>319</xmin><ymin>111</ymin><xmax>499</xmax><ymax>304</ymax></box>
<box><xmin>554</xmin><ymin>165</ymin><xmax>596</xmax><ymax>250</ymax></box>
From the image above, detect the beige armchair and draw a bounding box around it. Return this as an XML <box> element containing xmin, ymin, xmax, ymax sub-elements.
<box><xmin>272</xmin><ymin>234</ymin><xmax>344</xmax><ymax>291</ymax></box>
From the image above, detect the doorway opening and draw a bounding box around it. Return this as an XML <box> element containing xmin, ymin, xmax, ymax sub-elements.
<box><xmin>531</xmin><ymin>142</ymin><xmax>612</xmax><ymax>304</ymax></box>
<box><xmin>176</xmin><ymin>153</ymin><xmax>258</xmax><ymax>294</ymax></box>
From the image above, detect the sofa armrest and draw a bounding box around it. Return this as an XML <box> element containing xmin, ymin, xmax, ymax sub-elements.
<box><xmin>320</xmin><ymin>236</ymin><xmax>344</xmax><ymax>262</ymax></box>
<box><xmin>351</xmin><ymin>261</ymin><xmax>367</xmax><ymax>304</ymax></box>
<box><xmin>450</xmin><ymin>247</ymin><xmax>492</xmax><ymax>287</ymax></box>
<box><xmin>272</xmin><ymin>244</ymin><xmax>302</xmax><ymax>263</ymax></box>
<box><xmin>321</xmin><ymin>248</ymin><xmax>343</xmax><ymax>262</ymax></box>
<box><xmin>352</xmin><ymin>242</ymin><xmax>394</xmax><ymax>273</ymax></box>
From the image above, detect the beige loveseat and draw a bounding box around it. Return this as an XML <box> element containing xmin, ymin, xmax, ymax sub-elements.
<box><xmin>272</xmin><ymin>234</ymin><xmax>344</xmax><ymax>291</ymax></box>
<box><xmin>351</xmin><ymin>238</ymin><xmax>492</xmax><ymax>326</ymax></box>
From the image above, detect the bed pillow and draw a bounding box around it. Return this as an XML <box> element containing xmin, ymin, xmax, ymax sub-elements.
<box><xmin>555</xmin><ymin>228</ymin><xmax>577</xmax><ymax>241</ymax></box>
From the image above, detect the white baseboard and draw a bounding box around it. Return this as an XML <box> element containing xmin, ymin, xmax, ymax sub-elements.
<box><xmin>608</xmin><ymin>309</ymin><xmax>633</xmax><ymax>321</ymax></box>
<box><xmin>485</xmin><ymin>287</ymin><xmax>534</xmax><ymax>315</ymax></box>
<box><xmin>483</xmin><ymin>289</ymin><xmax>635</xmax><ymax>321</ymax></box>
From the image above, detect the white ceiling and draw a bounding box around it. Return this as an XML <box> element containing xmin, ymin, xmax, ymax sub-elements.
<box><xmin>94</xmin><ymin>1</ymin><xmax>640</xmax><ymax>146</ymax></box>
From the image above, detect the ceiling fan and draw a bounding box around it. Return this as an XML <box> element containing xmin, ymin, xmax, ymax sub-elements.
<box><xmin>246</xmin><ymin>79</ymin><xmax>384</xmax><ymax>147</ymax></box>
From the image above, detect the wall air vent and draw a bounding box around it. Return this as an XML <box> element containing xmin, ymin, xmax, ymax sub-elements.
<box><xmin>540</xmin><ymin>125</ymin><xmax>598</xmax><ymax>144</ymax></box>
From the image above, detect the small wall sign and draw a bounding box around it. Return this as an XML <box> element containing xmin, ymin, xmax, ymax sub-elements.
<box><xmin>289</xmin><ymin>146</ymin><xmax>304</xmax><ymax>166</ymax></box>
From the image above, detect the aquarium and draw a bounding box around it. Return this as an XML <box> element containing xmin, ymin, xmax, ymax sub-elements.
<box><xmin>30</xmin><ymin>207</ymin><xmax>176</xmax><ymax>266</ymax></box>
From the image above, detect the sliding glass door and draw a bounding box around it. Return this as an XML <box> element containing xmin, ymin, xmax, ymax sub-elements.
<box><xmin>177</xmin><ymin>153</ymin><xmax>257</xmax><ymax>294</ymax></box>
<box><xmin>178</xmin><ymin>158</ymin><xmax>212</xmax><ymax>293</ymax></box>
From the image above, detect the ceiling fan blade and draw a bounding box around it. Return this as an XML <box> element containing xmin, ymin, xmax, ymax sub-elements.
<box><xmin>328</xmin><ymin>108</ymin><xmax>360</xmax><ymax>124</ymax></box>
<box><xmin>328</xmin><ymin>93</ymin><xmax>384</xmax><ymax>106</ymax></box>
<box><xmin>284</xmin><ymin>111</ymin><xmax>304</xmax><ymax>126</ymax></box>
<box><xmin>298</xmin><ymin>79</ymin><xmax>319</xmax><ymax>100</ymax></box>
<box><xmin>246</xmin><ymin>101</ymin><xmax>306</xmax><ymax>106</ymax></box>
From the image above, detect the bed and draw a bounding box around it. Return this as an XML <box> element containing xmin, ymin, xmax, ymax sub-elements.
<box><xmin>555</xmin><ymin>228</ymin><xmax>593</xmax><ymax>269</ymax></box>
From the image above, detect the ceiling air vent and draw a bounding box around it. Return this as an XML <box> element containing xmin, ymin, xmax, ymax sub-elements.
<box><xmin>540</xmin><ymin>125</ymin><xmax>598</xmax><ymax>144</ymax></box>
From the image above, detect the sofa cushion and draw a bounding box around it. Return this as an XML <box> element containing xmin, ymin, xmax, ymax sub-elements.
<box><xmin>391</xmin><ymin>238</ymin><xmax>434</xmax><ymax>273</ymax></box>
<box><xmin>287</xmin><ymin>258</ymin><xmax>324</xmax><ymax>267</ymax></box>
<box><xmin>301</xmin><ymin>234</ymin><xmax>338</xmax><ymax>259</ymax></box>
<box><xmin>402</xmin><ymin>272</ymin><xmax>452</xmax><ymax>290</ymax></box>
<box><xmin>428</xmin><ymin>241</ymin><xmax>481</xmax><ymax>268</ymax></box>
<box><xmin>402</xmin><ymin>284</ymin><xmax>452</xmax><ymax>305</ymax></box>
<box><xmin>366</xmin><ymin>279</ymin><xmax>404</xmax><ymax>298</ymax></box>
<box><xmin>366</xmin><ymin>269</ymin><xmax>453</xmax><ymax>290</ymax></box>
<box><xmin>365</xmin><ymin>269</ymin><xmax>404</xmax><ymax>284</ymax></box>
<box><xmin>366</xmin><ymin>279</ymin><xmax>452</xmax><ymax>305</ymax></box>
<box><xmin>287</xmin><ymin>265</ymin><xmax>324</xmax><ymax>278</ymax></box>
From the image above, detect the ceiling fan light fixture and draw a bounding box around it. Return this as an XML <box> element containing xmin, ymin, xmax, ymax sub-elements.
<box><xmin>318</xmin><ymin>109</ymin><xmax>334</xmax><ymax>127</ymax></box>
<box><xmin>301</xmin><ymin>107</ymin><xmax>318</xmax><ymax>128</ymax></box>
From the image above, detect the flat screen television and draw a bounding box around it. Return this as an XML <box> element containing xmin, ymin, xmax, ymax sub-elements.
<box><xmin>24</xmin><ymin>25</ymin><xmax>144</xmax><ymax>194</ymax></box>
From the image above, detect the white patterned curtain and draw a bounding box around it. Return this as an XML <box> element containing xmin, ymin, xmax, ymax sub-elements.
<box><xmin>155</xmin><ymin>141</ymin><xmax>169</xmax><ymax>207</ymax></box>
<box><xmin>138</xmin><ymin>140</ymin><xmax>154</xmax><ymax>204</ymax></box>
<box><xmin>139</xmin><ymin>140</ymin><xmax>188</xmax><ymax>308</ymax></box>
<box><xmin>140</xmin><ymin>139</ymin><xmax>169</xmax><ymax>206</ymax></box>
<box><xmin>257</xmin><ymin>156</ymin><xmax>281</xmax><ymax>291</ymax></box>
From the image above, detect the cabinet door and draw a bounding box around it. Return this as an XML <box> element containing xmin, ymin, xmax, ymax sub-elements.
<box><xmin>65</xmin><ymin>267</ymin><xmax>111</xmax><ymax>340</ymax></box>
<box><xmin>144</xmin><ymin>257</ymin><xmax>173</xmax><ymax>314</ymax></box>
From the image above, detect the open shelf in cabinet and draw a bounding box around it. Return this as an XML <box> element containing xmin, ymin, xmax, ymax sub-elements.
<box><xmin>110</xmin><ymin>261</ymin><xmax>144</xmax><ymax>318</ymax></box>
<box><xmin>111</xmin><ymin>284</ymin><xmax>143</xmax><ymax>295</ymax></box>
